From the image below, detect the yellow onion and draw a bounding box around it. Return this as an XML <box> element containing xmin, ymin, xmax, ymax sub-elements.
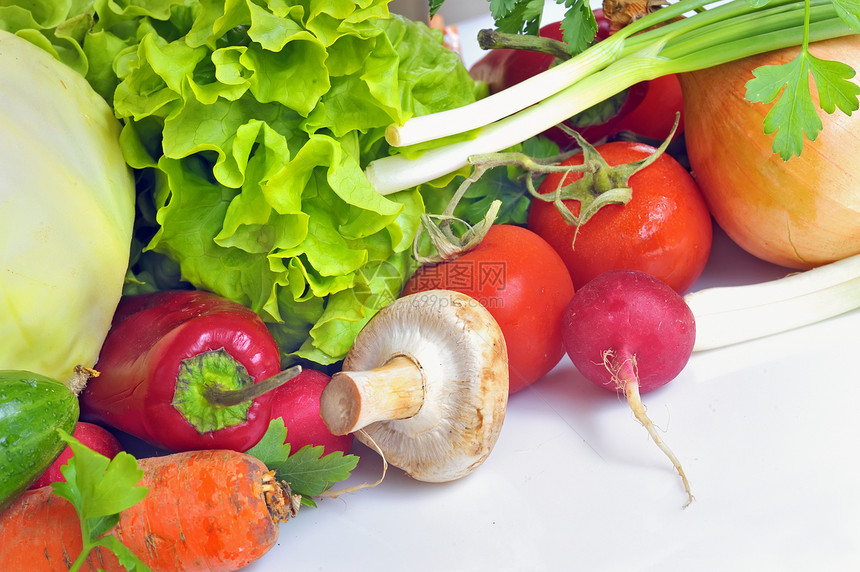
<box><xmin>680</xmin><ymin>35</ymin><xmax>860</xmax><ymax>269</ymax></box>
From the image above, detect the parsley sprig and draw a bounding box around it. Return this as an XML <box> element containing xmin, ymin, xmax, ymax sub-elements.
<box><xmin>52</xmin><ymin>430</ymin><xmax>151</xmax><ymax>572</ymax></box>
<box><xmin>746</xmin><ymin>0</ymin><xmax>860</xmax><ymax>159</ymax></box>
<box><xmin>246</xmin><ymin>418</ymin><xmax>360</xmax><ymax>508</ymax></box>
<box><xmin>481</xmin><ymin>0</ymin><xmax>597</xmax><ymax>53</ymax></box>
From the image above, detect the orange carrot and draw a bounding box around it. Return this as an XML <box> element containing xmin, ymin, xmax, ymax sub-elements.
<box><xmin>0</xmin><ymin>449</ymin><xmax>299</xmax><ymax>572</ymax></box>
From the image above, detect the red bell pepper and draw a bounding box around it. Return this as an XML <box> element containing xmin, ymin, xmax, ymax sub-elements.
<box><xmin>80</xmin><ymin>290</ymin><xmax>298</xmax><ymax>452</ymax></box>
<box><xmin>468</xmin><ymin>11</ymin><xmax>649</xmax><ymax>148</ymax></box>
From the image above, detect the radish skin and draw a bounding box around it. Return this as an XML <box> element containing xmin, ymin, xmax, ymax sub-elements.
<box><xmin>562</xmin><ymin>270</ymin><xmax>695</xmax><ymax>506</ymax></box>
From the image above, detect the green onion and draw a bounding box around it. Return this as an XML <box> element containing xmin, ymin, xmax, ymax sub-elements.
<box><xmin>685</xmin><ymin>252</ymin><xmax>860</xmax><ymax>351</ymax></box>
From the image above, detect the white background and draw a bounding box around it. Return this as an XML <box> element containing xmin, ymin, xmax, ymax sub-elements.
<box><xmin>247</xmin><ymin>3</ymin><xmax>860</xmax><ymax>571</ymax></box>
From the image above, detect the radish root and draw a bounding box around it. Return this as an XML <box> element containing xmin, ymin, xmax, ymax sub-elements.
<box><xmin>604</xmin><ymin>350</ymin><xmax>694</xmax><ymax>508</ymax></box>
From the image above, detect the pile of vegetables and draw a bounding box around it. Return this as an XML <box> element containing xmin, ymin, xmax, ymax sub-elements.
<box><xmin>2</xmin><ymin>0</ymin><xmax>860</xmax><ymax>568</ymax></box>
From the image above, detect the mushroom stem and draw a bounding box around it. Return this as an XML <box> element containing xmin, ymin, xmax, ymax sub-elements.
<box><xmin>320</xmin><ymin>355</ymin><xmax>425</xmax><ymax>435</ymax></box>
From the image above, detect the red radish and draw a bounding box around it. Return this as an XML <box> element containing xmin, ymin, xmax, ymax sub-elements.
<box><xmin>561</xmin><ymin>269</ymin><xmax>695</xmax><ymax>505</ymax></box>
<box><xmin>29</xmin><ymin>422</ymin><xmax>123</xmax><ymax>489</ymax></box>
<box><xmin>269</xmin><ymin>369</ymin><xmax>353</xmax><ymax>456</ymax></box>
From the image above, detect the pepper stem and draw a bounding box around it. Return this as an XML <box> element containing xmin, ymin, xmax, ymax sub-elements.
<box><xmin>205</xmin><ymin>365</ymin><xmax>303</xmax><ymax>406</ymax></box>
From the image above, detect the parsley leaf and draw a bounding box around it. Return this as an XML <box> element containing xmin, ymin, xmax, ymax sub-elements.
<box><xmin>246</xmin><ymin>418</ymin><xmax>359</xmax><ymax>506</ymax></box>
<box><xmin>245</xmin><ymin>417</ymin><xmax>293</xmax><ymax>463</ymax></box>
<box><xmin>429</xmin><ymin>0</ymin><xmax>446</xmax><ymax>18</ymax></box>
<box><xmin>273</xmin><ymin>445</ymin><xmax>359</xmax><ymax>499</ymax></box>
<box><xmin>560</xmin><ymin>0</ymin><xmax>597</xmax><ymax>55</ymax></box>
<box><xmin>486</xmin><ymin>0</ymin><xmax>596</xmax><ymax>55</ymax></box>
<box><xmin>51</xmin><ymin>429</ymin><xmax>151</xmax><ymax>572</ymax></box>
<box><xmin>489</xmin><ymin>0</ymin><xmax>545</xmax><ymax>35</ymax></box>
<box><xmin>745</xmin><ymin>49</ymin><xmax>859</xmax><ymax>160</ymax></box>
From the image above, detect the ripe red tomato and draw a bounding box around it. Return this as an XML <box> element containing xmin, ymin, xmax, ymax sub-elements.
<box><xmin>615</xmin><ymin>73</ymin><xmax>685</xmax><ymax>141</ymax></box>
<box><xmin>526</xmin><ymin>141</ymin><xmax>712</xmax><ymax>294</ymax></box>
<box><xmin>401</xmin><ymin>225</ymin><xmax>575</xmax><ymax>394</ymax></box>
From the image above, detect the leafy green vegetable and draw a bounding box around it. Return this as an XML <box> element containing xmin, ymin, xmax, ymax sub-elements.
<box><xmin>246</xmin><ymin>419</ymin><xmax>359</xmax><ymax>508</ymax></box>
<box><xmin>745</xmin><ymin>0</ymin><xmax>860</xmax><ymax>160</ymax></box>
<box><xmin>51</xmin><ymin>430</ymin><xmax>150</xmax><ymax>572</ymax></box>
<box><xmin>484</xmin><ymin>0</ymin><xmax>596</xmax><ymax>54</ymax></box>
<box><xmin>0</xmin><ymin>0</ymin><xmax>485</xmax><ymax>366</ymax></box>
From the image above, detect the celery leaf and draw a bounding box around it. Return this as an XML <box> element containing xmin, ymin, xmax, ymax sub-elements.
<box><xmin>745</xmin><ymin>49</ymin><xmax>859</xmax><ymax>160</ymax></box>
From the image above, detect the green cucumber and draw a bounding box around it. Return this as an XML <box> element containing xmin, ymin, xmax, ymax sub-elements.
<box><xmin>0</xmin><ymin>370</ymin><xmax>79</xmax><ymax>510</ymax></box>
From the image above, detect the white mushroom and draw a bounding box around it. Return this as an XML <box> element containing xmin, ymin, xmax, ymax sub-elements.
<box><xmin>319</xmin><ymin>289</ymin><xmax>509</xmax><ymax>482</ymax></box>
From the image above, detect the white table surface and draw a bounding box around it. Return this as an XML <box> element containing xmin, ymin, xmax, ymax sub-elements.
<box><xmin>247</xmin><ymin>4</ymin><xmax>860</xmax><ymax>571</ymax></box>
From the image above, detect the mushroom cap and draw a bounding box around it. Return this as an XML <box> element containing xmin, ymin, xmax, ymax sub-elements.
<box><xmin>347</xmin><ymin>289</ymin><xmax>508</xmax><ymax>482</ymax></box>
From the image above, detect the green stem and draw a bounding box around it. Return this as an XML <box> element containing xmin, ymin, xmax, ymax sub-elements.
<box><xmin>476</xmin><ymin>28</ymin><xmax>572</xmax><ymax>60</ymax></box>
<box><xmin>205</xmin><ymin>365</ymin><xmax>302</xmax><ymax>406</ymax></box>
<box><xmin>657</xmin><ymin>0</ymin><xmax>835</xmax><ymax>61</ymax></box>
<box><xmin>68</xmin><ymin>546</ymin><xmax>90</xmax><ymax>572</ymax></box>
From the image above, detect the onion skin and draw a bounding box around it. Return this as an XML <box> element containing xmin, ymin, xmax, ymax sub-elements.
<box><xmin>680</xmin><ymin>35</ymin><xmax>860</xmax><ymax>269</ymax></box>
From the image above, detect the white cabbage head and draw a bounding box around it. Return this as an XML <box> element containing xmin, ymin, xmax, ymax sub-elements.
<box><xmin>0</xmin><ymin>30</ymin><xmax>135</xmax><ymax>385</ymax></box>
